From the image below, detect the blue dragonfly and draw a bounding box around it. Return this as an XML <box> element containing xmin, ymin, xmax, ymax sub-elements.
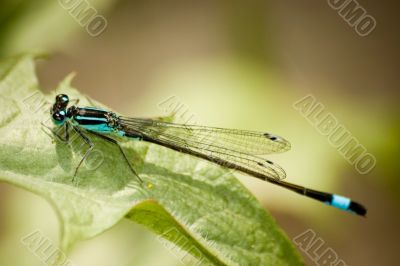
<box><xmin>48</xmin><ymin>94</ymin><xmax>367</xmax><ymax>216</ymax></box>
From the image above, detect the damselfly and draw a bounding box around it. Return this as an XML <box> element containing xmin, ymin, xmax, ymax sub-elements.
<box><xmin>48</xmin><ymin>94</ymin><xmax>367</xmax><ymax>216</ymax></box>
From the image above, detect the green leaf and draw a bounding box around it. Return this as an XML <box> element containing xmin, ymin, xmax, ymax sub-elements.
<box><xmin>0</xmin><ymin>54</ymin><xmax>304</xmax><ymax>266</ymax></box>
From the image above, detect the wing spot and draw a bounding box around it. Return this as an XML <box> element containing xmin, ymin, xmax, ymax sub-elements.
<box><xmin>264</xmin><ymin>133</ymin><xmax>278</xmax><ymax>141</ymax></box>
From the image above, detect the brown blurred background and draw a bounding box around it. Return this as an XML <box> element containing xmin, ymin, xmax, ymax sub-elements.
<box><xmin>0</xmin><ymin>0</ymin><xmax>399</xmax><ymax>265</ymax></box>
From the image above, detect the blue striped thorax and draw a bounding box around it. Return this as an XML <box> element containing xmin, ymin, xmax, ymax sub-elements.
<box><xmin>72</xmin><ymin>107</ymin><xmax>116</xmax><ymax>133</ymax></box>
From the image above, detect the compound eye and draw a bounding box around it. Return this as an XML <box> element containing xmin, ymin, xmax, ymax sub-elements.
<box><xmin>56</xmin><ymin>94</ymin><xmax>69</xmax><ymax>106</ymax></box>
<box><xmin>52</xmin><ymin>111</ymin><xmax>66</xmax><ymax>125</ymax></box>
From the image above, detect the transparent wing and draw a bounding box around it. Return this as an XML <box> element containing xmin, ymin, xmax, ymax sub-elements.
<box><xmin>119</xmin><ymin>117</ymin><xmax>290</xmax><ymax>180</ymax></box>
<box><xmin>120</xmin><ymin>118</ymin><xmax>290</xmax><ymax>154</ymax></box>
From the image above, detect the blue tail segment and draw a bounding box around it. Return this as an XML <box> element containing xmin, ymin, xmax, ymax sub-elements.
<box><xmin>327</xmin><ymin>194</ymin><xmax>366</xmax><ymax>216</ymax></box>
<box><xmin>330</xmin><ymin>195</ymin><xmax>351</xmax><ymax>210</ymax></box>
<box><xmin>289</xmin><ymin>186</ymin><xmax>367</xmax><ymax>216</ymax></box>
<box><xmin>270</xmin><ymin>180</ymin><xmax>367</xmax><ymax>216</ymax></box>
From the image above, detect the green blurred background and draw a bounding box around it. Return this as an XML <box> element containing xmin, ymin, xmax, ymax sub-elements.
<box><xmin>0</xmin><ymin>0</ymin><xmax>398</xmax><ymax>265</ymax></box>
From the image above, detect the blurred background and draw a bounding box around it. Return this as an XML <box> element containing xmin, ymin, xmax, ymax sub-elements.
<box><xmin>0</xmin><ymin>0</ymin><xmax>398</xmax><ymax>265</ymax></box>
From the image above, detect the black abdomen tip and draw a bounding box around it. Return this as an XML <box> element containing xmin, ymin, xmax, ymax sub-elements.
<box><xmin>349</xmin><ymin>201</ymin><xmax>367</xmax><ymax>217</ymax></box>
